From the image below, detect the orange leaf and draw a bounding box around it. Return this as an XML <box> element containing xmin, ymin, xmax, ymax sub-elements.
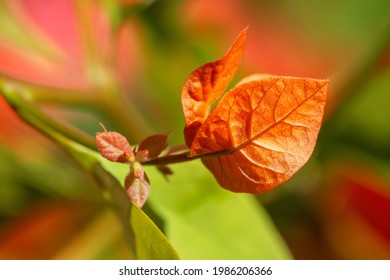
<box><xmin>189</xmin><ymin>76</ymin><xmax>328</xmax><ymax>194</ymax></box>
<box><xmin>181</xmin><ymin>26</ymin><xmax>248</xmax><ymax>147</ymax></box>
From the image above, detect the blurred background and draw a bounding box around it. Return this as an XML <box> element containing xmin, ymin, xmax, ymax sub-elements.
<box><xmin>0</xmin><ymin>0</ymin><xmax>389</xmax><ymax>259</ymax></box>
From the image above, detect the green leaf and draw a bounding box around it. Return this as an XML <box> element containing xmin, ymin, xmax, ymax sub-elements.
<box><xmin>107</xmin><ymin>161</ymin><xmax>292</xmax><ymax>259</ymax></box>
<box><xmin>151</xmin><ymin>161</ymin><xmax>292</xmax><ymax>259</ymax></box>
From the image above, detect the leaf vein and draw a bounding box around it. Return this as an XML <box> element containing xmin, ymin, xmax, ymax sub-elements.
<box><xmin>238</xmin><ymin>149</ymin><xmax>285</xmax><ymax>174</ymax></box>
<box><xmin>236</xmin><ymin>83</ymin><xmax>326</xmax><ymax>151</ymax></box>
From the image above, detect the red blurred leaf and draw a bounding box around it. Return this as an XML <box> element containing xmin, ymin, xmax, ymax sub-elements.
<box><xmin>181</xmin><ymin>26</ymin><xmax>248</xmax><ymax>147</ymax></box>
<box><xmin>0</xmin><ymin>202</ymin><xmax>93</xmax><ymax>259</ymax></box>
<box><xmin>319</xmin><ymin>164</ymin><xmax>390</xmax><ymax>259</ymax></box>
<box><xmin>96</xmin><ymin>128</ymin><xmax>133</xmax><ymax>163</ymax></box>
<box><xmin>137</xmin><ymin>133</ymin><xmax>169</xmax><ymax>162</ymax></box>
<box><xmin>125</xmin><ymin>168</ymin><xmax>150</xmax><ymax>208</ymax></box>
<box><xmin>189</xmin><ymin>76</ymin><xmax>328</xmax><ymax>193</ymax></box>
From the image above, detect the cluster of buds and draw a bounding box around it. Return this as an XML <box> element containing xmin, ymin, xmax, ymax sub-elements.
<box><xmin>96</xmin><ymin>123</ymin><xmax>169</xmax><ymax>207</ymax></box>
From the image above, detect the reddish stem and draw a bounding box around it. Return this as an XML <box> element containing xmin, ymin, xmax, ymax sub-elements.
<box><xmin>142</xmin><ymin>148</ymin><xmax>234</xmax><ymax>166</ymax></box>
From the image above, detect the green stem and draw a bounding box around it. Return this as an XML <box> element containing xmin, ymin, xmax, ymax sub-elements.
<box><xmin>0</xmin><ymin>73</ymin><xmax>151</xmax><ymax>142</ymax></box>
<box><xmin>0</xmin><ymin>85</ymin><xmax>96</xmax><ymax>151</ymax></box>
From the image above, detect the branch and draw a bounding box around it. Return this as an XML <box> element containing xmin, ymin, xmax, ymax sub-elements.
<box><xmin>143</xmin><ymin>148</ymin><xmax>235</xmax><ymax>166</ymax></box>
<box><xmin>0</xmin><ymin>84</ymin><xmax>96</xmax><ymax>151</ymax></box>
